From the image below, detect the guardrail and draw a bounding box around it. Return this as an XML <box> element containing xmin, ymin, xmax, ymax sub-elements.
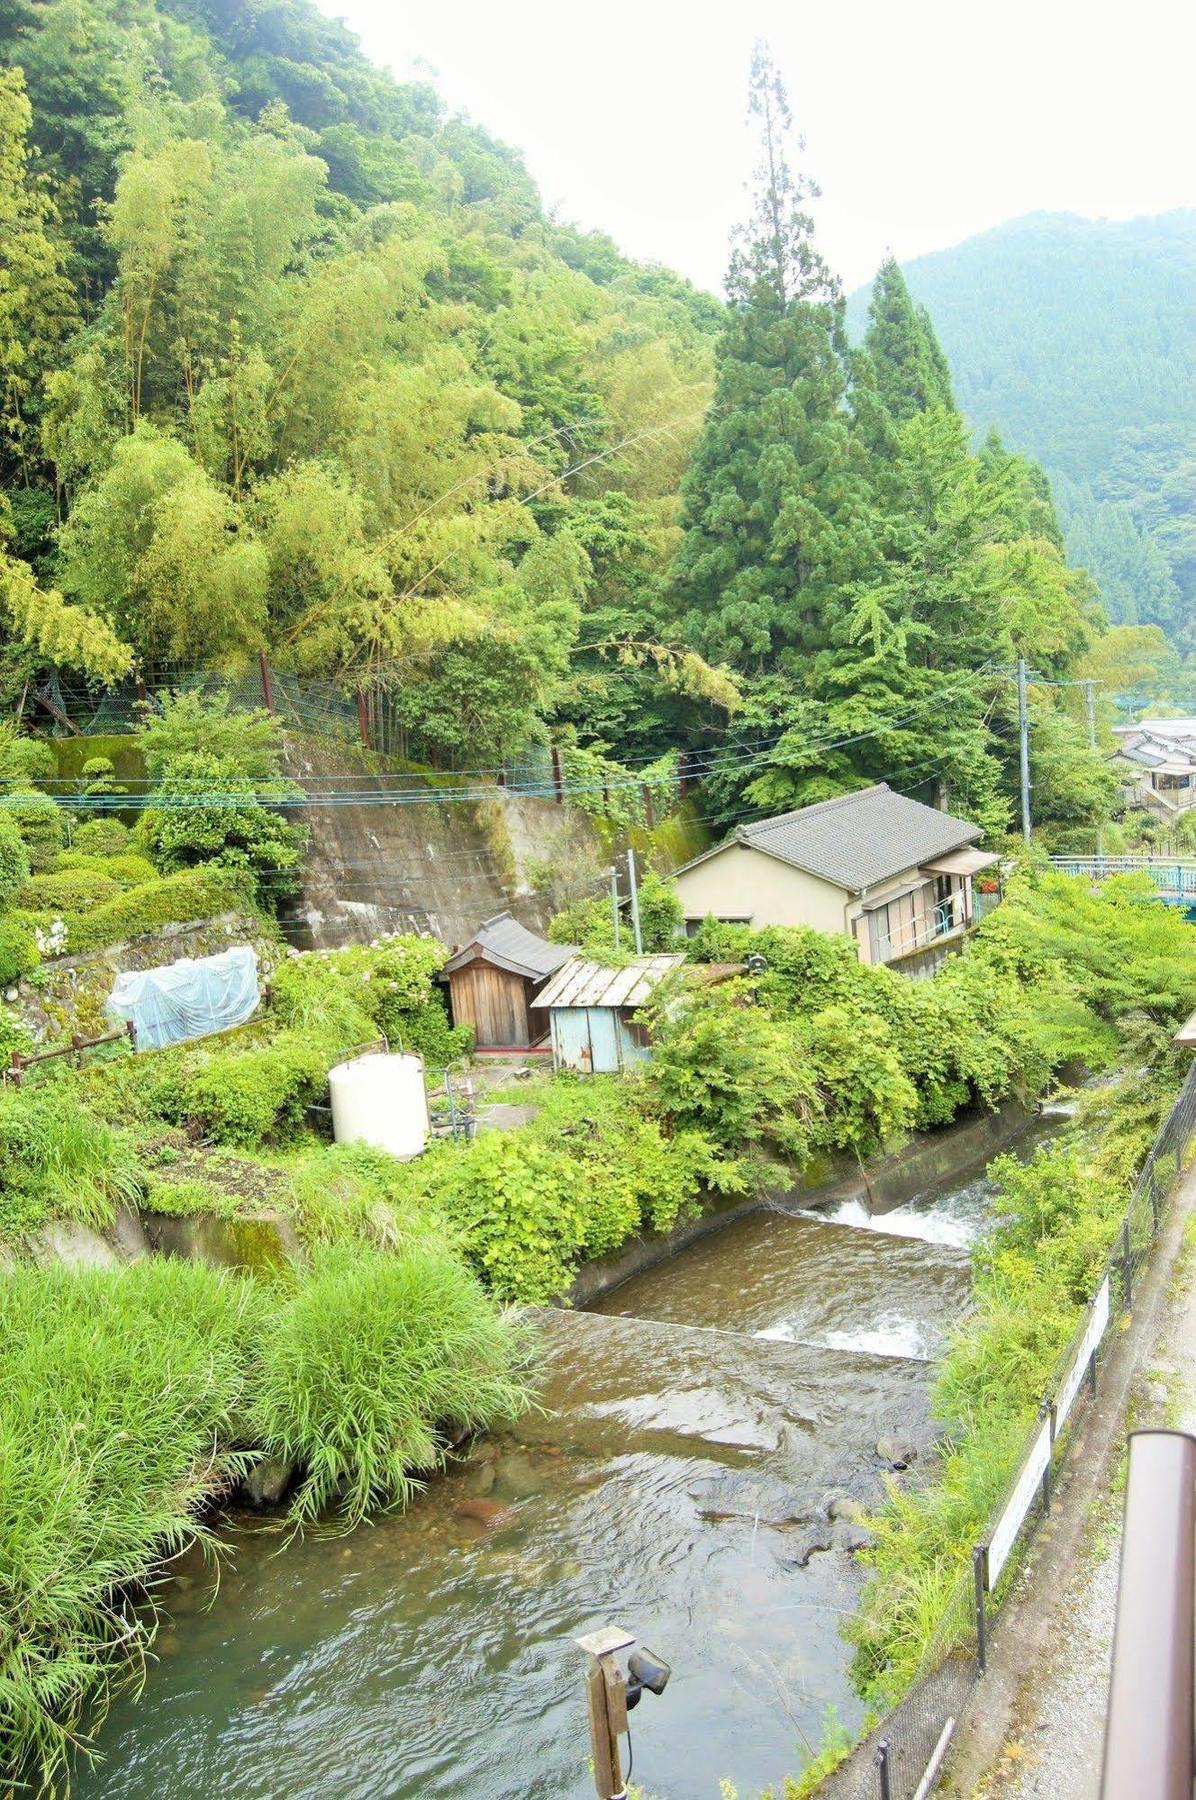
<box><xmin>826</xmin><ymin>1057</ymin><xmax>1196</xmax><ymax>1800</ymax></box>
<box><xmin>1049</xmin><ymin>855</ymin><xmax>1196</xmax><ymax>899</ymax></box>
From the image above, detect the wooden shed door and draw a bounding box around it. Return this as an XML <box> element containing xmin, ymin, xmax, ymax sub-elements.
<box><xmin>452</xmin><ymin>965</ymin><xmax>529</xmax><ymax>1048</ymax></box>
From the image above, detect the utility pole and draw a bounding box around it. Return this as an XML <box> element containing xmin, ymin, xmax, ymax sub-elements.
<box><xmin>626</xmin><ymin>847</ymin><xmax>643</xmax><ymax>955</ymax></box>
<box><xmin>609</xmin><ymin>866</ymin><xmax>620</xmax><ymax>950</ymax></box>
<box><xmin>1084</xmin><ymin>679</ymin><xmax>1097</xmax><ymax>752</ymax></box>
<box><xmin>1017</xmin><ymin>656</ymin><xmax>1032</xmax><ymax>844</ymax></box>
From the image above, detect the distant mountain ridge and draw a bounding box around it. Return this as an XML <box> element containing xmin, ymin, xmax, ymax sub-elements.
<box><xmin>848</xmin><ymin>210</ymin><xmax>1196</xmax><ymax>642</ymax></box>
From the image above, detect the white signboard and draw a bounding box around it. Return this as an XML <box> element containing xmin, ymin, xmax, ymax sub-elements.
<box><xmin>1055</xmin><ymin>1277</ymin><xmax>1111</xmax><ymax>1432</ymax></box>
<box><xmin>987</xmin><ymin>1415</ymin><xmax>1052</xmax><ymax>1589</ymax></box>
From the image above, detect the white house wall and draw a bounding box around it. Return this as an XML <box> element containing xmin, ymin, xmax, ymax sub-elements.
<box><xmin>673</xmin><ymin>844</ymin><xmax>850</xmax><ymax>935</ymax></box>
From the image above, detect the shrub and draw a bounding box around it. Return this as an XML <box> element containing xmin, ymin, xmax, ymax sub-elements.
<box><xmin>61</xmin><ymin>865</ymin><xmax>257</xmax><ymax>953</ymax></box>
<box><xmin>134</xmin><ymin>749</ymin><xmax>306</xmax><ymax>899</ymax></box>
<box><xmin>153</xmin><ymin>1029</ymin><xmax>329</xmax><ymax>1147</ymax></box>
<box><xmin>72</xmin><ymin>819</ymin><xmax>131</xmax><ymax>857</ymax></box>
<box><xmin>0</xmin><ymin>915</ymin><xmax>40</xmax><ymax>985</ymax></box>
<box><xmin>269</xmin><ymin>935</ymin><xmax>469</xmax><ymax>1066</ymax></box>
<box><xmin>250</xmin><ymin>1242</ymin><xmax>532</xmax><ymax>1523</ymax></box>
<box><xmin>7</xmin><ymin>791</ymin><xmax>64</xmax><ymax>871</ymax></box>
<box><xmin>0</xmin><ymin>812</ymin><xmax>30</xmax><ymax>909</ymax></box>
<box><xmin>18</xmin><ymin>869</ymin><xmax>123</xmax><ymax>914</ymax></box>
<box><xmin>549</xmin><ymin>872</ymin><xmax>682</xmax><ymax>956</ymax></box>
<box><xmin>137</xmin><ymin>689</ymin><xmax>286</xmax><ymax>783</ymax></box>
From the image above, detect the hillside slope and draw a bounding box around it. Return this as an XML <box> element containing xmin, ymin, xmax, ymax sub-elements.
<box><xmin>848</xmin><ymin>212</ymin><xmax>1196</xmax><ymax>639</ymax></box>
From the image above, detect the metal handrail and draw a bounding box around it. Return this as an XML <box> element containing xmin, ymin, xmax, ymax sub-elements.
<box><xmin>1100</xmin><ymin>1430</ymin><xmax>1196</xmax><ymax>1798</ymax></box>
<box><xmin>874</xmin><ymin>896</ymin><xmax>964</xmax><ymax>964</ymax></box>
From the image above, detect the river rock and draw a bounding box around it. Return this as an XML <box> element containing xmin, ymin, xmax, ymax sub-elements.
<box><xmin>876</xmin><ymin>1436</ymin><xmax>917</xmax><ymax>1469</ymax></box>
<box><xmin>467</xmin><ymin>1462</ymin><xmax>497</xmax><ymax>1497</ymax></box>
<box><xmin>242</xmin><ymin>1456</ymin><xmax>294</xmax><ymax>1508</ymax></box>
<box><xmin>493</xmin><ymin>1454</ymin><xmax>541</xmax><ymax>1500</ymax></box>
<box><xmin>786</xmin><ymin>1524</ymin><xmax>837</xmax><ymax>1568</ymax></box>
<box><xmin>692</xmin><ymin>1473</ymin><xmax>821</xmax><ymax>1528</ymax></box>
<box><xmin>832</xmin><ymin>1523</ymin><xmax>874</xmax><ymax>1554</ymax></box>
<box><xmin>457</xmin><ymin>1497</ymin><xmax>512</xmax><ymax>1528</ymax></box>
<box><xmin>827</xmin><ymin>1494</ymin><xmax>870</xmax><ymax>1525</ymax></box>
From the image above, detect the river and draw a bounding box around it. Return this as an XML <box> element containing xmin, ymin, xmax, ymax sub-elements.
<box><xmin>71</xmin><ymin>1130</ymin><xmax>1049</xmax><ymax>1800</ymax></box>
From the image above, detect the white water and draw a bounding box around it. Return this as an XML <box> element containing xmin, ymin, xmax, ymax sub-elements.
<box><xmin>801</xmin><ymin>1171</ymin><xmax>995</xmax><ymax>1250</ymax></box>
<box><xmin>757</xmin><ymin>1310</ymin><xmax>937</xmax><ymax>1362</ymax></box>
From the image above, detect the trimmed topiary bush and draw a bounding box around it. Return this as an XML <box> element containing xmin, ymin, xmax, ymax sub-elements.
<box><xmin>7</xmin><ymin>792</ymin><xmax>63</xmax><ymax>872</ymax></box>
<box><xmin>61</xmin><ymin>866</ymin><xmax>257</xmax><ymax>953</ymax></box>
<box><xmin>18</xmin><ymin>870</ymin><xmax>124</xmax><ymax>914</ymax></box>
<box><xmin>0</xmin><ymin>915</ymin><xmax>40</xmax><ymax>985</ymax></box>
<box><xmin>72</xmin><ymin>819</ymin><xmax>131</xmax><ymax>857</ymax></box>
<box><xmin>0</xmin><ymin>813</ymin><xmax>31</xmax><ymax>909</ymax></box>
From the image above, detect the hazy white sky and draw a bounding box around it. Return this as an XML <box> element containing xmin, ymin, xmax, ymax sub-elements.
<box><xmin>334</xmin><ymin>0</ymin><xmax>1196</xmax><ymax>294</ymax></box>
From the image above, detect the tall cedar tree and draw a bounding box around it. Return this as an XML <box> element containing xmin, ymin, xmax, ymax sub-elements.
<box><xmin>863</xmin><ymin>255</ymin><xmax>954</xmax><ymax>423</ymax></box>
<box><xmin>670</xmin><ymin>45</ymin><xmax>879</xmax><ymax>676</ymax></box>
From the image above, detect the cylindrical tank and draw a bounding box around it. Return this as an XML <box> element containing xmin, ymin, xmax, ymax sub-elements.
<box><xmin>328</xmin><ymin>1051</ymin><xmax>428</xmax><ymax>1160</ymax></box>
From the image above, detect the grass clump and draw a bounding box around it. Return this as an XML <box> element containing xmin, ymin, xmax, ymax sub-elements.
<box><xmin>0</xmin><ymin>1085</ymin><xmax>141</xmax><ymax>1244</ymax></box>
<box><xmin>58</xmin><ymin>865</ymin><xmax>258</xmax><ymax>954</ymax></box>
<box><xmin>251</xmin><ymin>1242</ymin><xmax>533</xmax><ymax>1525</ymax></box>
<box><xmin>0</xmin><ymin>1260</ymin><xmax>260</xmax><ymax>1790</ymax></box>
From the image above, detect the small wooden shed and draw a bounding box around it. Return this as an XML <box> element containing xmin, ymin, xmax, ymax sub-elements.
<box><xmin>535</xmin><ymin>954</ymin><xmax>686</xmax><ymax>1073</ymax></box>
<box><xmin>440</xmin><ymin>912</ymin><xmax>576</xmax><ymax>1051</ymax></box>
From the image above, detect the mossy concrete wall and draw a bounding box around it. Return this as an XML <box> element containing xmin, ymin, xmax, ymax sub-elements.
<box><xmin>282</xmin><ymin>737</ymin><xmax>711</xmax><ymax>952</ymax></box>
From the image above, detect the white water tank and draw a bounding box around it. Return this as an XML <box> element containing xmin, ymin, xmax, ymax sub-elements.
<box><xmin>328</xmin><ymin>1051</ymin><xmax>429</xmax><ymax>1160</ymax></box>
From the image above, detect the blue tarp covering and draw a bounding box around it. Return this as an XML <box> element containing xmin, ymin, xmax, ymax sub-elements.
<box><xmin>106</xmin><ymin>945</ymin><xmax>260</xmax><ymax>1051</ymax></box>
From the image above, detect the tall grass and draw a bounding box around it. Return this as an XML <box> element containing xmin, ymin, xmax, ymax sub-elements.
<box><xmin>251</xmin><ymin>1243</ymin><xmax>535</xmax><ymax>1524</ymax></box>
<box><xmin>0</xmin><ymin>1086</ymin><xmax>142</xmax><ymax>1243</ymax></box>
<box><xmin>0</xmin><ymin>1260</ymin><xmax>260</xmax><ymax>1793</ymax></box>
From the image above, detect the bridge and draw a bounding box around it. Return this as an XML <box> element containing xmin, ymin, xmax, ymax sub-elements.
<box><xmin>1049</xmin><ymin>855</ymin><xmax>1196</xmax><ymax>908</ymax></box>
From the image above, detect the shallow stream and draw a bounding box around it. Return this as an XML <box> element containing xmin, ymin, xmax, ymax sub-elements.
<box><xmin>72</xmin><ymin>1129</ymin><xmax>1050</xmax><ymax>1800</ymax></box>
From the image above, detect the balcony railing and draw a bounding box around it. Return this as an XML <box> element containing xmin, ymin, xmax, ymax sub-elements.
<box><xmin>873</xmin><ymin>895</ymin><xmax>964</xmax><ymax>965</ymax></box>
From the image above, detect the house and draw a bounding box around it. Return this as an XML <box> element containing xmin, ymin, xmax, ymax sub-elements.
<box><xmin>439</xmin><ymin>912</ymin><xmax>575</xmax><ymax>1051</ymax></box>
<box><xmin>670</xmin><ymin>784</ymin><xmax>998</xmax><ymax>974</ymax></box>
<box><xmin>1111</xmin><ymin>720</ymin><xmax>1196</xmax><ymax>820</ymax></box>
<box><xmin>535</xmin><ymin>954</ymin><xmax>685</xmax><ymax>1072</ymax></box>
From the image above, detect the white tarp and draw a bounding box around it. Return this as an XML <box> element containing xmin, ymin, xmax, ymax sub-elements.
<box><xmin>106</xmin><ymin>945</ymin><xmax>260</xmax><ymax>1051</ymax></box>
<box><xmin>987</xmin><ymin>1414</ymin><xmax>1052</xmax><ymax>1589</ymax></box>
<box><xmin>1054</xmin><ymin>1277</ymin><xmax>1111</xmax><ymax>1432</ymax></box>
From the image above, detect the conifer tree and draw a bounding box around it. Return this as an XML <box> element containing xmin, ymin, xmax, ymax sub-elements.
<box><xmin>670</xmin><ymin>44</ymin><xmax>879</xmax><ymax>675</ymax></box>
<box><xmin>863</xmin><ymin>255</ymin><xmax>954</xmax><ymax>422</ymax></box>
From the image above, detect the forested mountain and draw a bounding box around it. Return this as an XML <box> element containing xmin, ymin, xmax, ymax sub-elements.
<box><xmin>0</xmin><ymin>6</ymin><xmax>1112</xmax><ymax>843</ymax></box>
<box><xmin>847</xmin><ymin>213</ymin><xmax>1196</xmax><ymax>643</ymax></box>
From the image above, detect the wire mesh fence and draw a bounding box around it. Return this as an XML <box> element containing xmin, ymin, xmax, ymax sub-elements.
<box><xmin>826</xmin><ymin>1058</ymin><xmax>1196</xmax><ymax>1800</ymax></box>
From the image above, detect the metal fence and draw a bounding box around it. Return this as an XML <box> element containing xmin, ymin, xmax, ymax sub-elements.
<box><xmin>827</xmin><ymin>1058</ymin><xmax>1196</xmax><ymax>1800</ymax></box>
<box><xmin>1049</xmin><ymin>854</ymin><xmax>1196</xmax><ymax>902</ymax></box>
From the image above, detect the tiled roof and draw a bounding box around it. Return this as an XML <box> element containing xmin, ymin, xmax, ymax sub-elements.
<box><xmin>677</xmin><ymin>783</ymin><xmax>982</xmax><ymax>894</ymax></box>
<box><xmin>441</xmin><ymin>912</ymin><xmax>575</xmax><ymax>981</ymax></box>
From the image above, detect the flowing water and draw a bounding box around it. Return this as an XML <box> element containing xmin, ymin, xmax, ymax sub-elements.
<box><xmin>72</xmin><ymin>1132</ymin><xmax>1046</xmax><ymax>1800</ymax></box>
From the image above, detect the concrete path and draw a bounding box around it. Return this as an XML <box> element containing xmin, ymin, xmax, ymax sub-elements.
<box><xmin>944</xmin><ymin>1178</ymin><xmax>1196</xmax><ymax>1800</ymax></box>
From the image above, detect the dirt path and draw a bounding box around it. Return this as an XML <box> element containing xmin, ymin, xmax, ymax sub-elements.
<box><xmin>942</xmin><ymin>1174</ymin><xmax>1196</xmax><ymax>1800</ymax></box>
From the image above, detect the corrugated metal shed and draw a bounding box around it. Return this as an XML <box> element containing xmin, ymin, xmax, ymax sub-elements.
<box><xmin>535</xmin><ymin>954</ymin><xmax>685</xmax><ymax>1012</ymax></box>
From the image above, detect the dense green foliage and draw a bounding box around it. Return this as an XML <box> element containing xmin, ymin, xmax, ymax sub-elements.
<box><xmin>0</xmin><ymin>1249</ymin><xmax>529</xmax><ymax>1787</ymax></box>
<box><xmin>848</xmin><ymin>213</ymin><xmax>1196</xmax><ymax>644</ymax></box>
<box><xmin>845</xmin><ymin>875</ymin><xmax>1196</xmax><ymax>1707</ymax></box>
<box><xmin>668</xmin><ymin>53</ymin><xmax>1104</xmax><ymax>835</ymax></box>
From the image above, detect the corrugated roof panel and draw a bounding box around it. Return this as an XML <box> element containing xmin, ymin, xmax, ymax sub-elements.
<box><xmin>536</xmin><ymin>954</ymin><xmax>685</xmax><ymax>1011</ymax></box>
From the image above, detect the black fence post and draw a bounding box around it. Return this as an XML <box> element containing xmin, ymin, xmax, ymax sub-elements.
<box><xmin>973</xmin><ymin>1544</ymin><xmax>988</xmax><ymax>1674</ymax></box>
<box><xmin>877</xmin><ymin>1739</ymin><xmax>892</xmax><ymax>1800</ymax></box>
<box><xmin>551</xmin><ymin>745</ymin><xmax>563</xmax><ymax>805</ymax></box>
<box><xmin>1041</xmin><ymin>1398</ymin><xmax>1055</xmax><ymax>1516</ymax></box>
<box><xmin>1090</xmin><ymin>1345</ymin><xmax>1099</xmax><ymax>1399</ymax></box>
<box><xmin>1149</xmin><ymin>1170</ymin><xmax>1161</xmax><ymax>1235</ymax></box>
<box><xmin>1122</xmin><ymin>1220</ymin><xmax>1134</xmax><ymax>1309</ymax></box>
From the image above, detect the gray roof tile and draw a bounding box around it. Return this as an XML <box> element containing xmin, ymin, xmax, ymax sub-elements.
<box><xmin>706</xmin><ymin>783</ymin><xmax>981</xmax><ymax>893</ymax></box>
<box><xmin>443</xmin><ymin>912</ymin><xmax>575</xmax><ymax>981</ymax></box>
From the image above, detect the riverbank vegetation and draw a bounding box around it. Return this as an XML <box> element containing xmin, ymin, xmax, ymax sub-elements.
<box><xmin>844</xmin><ymin>878</ymin><xmax>1196</xmax><ymax>1710</ymax></box>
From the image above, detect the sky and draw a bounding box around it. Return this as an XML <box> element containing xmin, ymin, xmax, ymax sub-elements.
<box><xmin>329</xmin><ymin>0</ymin><xmax>1196</xmax><ymax>296</ymax></box>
